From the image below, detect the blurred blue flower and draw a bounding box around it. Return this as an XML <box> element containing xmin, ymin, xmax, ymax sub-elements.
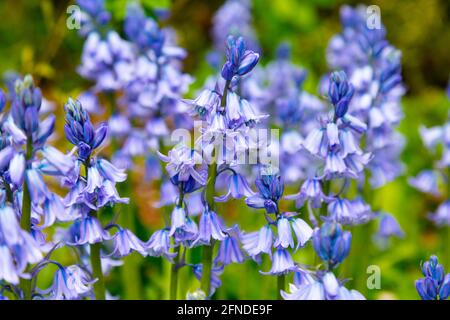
<box><xmin>282</xmin><ymin>271</ymin><xmax>365</xmax><ymax>300</ymax></box>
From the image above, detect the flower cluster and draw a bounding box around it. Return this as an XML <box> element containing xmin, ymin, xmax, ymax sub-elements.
<box><xmin>0</xmin><ymin>76</ymin><xmax>76</xmax><ymax>292</ymax></box>
<box><xmin>243</xmin><ymin>172</ymin><xmax>313</xmax><ymax>276</ymax></box>
<box><xmin>77</xmin><ymin>1</ymin><xmax>192</xmax><ymax>180</ymax></box>
<box><xmin>409</xmin><ymin>86</ymin><xmax>450</xmax><ymax>226</ymax></box>
<box><xmin>415</xmin><ymin>255</ymin><xmax>450</xmax><ymax>300</ymax></box>
<box><xmin>327</xmin><ymin>5</ymin><xmax>405</xmax><ymax>188</ymax></box>
<box><xmin>282</xmin><ymin>222</ymin><xmax>364</xmax><ymax>300</ymax></box>
<box><xmin>285</xmin><ymin>71</ymin><xmax>375</xmax><ymax>226</ymax></box>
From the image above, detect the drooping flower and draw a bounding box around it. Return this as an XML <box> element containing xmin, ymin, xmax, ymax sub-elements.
<box><xmin>107</xmin><ymin>227</ymin><xmax>148</xmax><ymax>258</ymax></box>
<box><xmin>214</xmin><ymin>225</ymin><xmax>245</xmax><ymax>265</ymax></box>
<box><xmin>192</xmin><ymin>264</ymin><xmax>224</xmax><ymax>296</ymax></box>
<box><xmin>260</xmin><ymin>248</ymin><xmax>297</xmax><ymax>275</ymax></box>
<box><xmin>241</xmin><ymin>224</ymin><xmax>273</xmax><ymax>262</ymax></box>
<box><xmin>40</xmin><ymin>264</ymin><xmax>96</xmax><ymax>300</ymax></box>
<box><xmin>146</xmin><ymin>229</ymin><xmax>176</xmax><ymax>261</ymax></box>
<box><xmin>282</xmin><ymin>270</ymin><xmax>365</xmax><ymax>300</ymax></box>
<box><xmin>192</xmin><ymin>209</ymin><xmax>226</xmax><ymax>246</ymax></box>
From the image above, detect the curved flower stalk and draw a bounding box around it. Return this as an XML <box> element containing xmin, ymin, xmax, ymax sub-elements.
<box><xmin>242</xmin><ymin>171</ymin><xmax>313</xmax><ymax>299</ymax></box>
<box><xmin>36</xmin><ymin>262</ymin><xmax>96</xmax><ymax>300</ymax></box>
<box><xmin>415</xmin><ymin>255</ymin><xmax>450</xmax><ymax>300</ymax></box>
<box><xmin>153</xmin><ymin>35</ymin><xmax>263</xmax><ymax>298</ymax></box>
<box><xmin>282</xmin><ymin>222</ymin><xmax>365</xmax><ymax>300</ymax></box>
<box><xmin>327</xmin><ymin>5</ymin><xmax>406</xmax><ymax>189</ymax></box>
<box><xmin>156</xmin><ymin>144</ymin><xmax>206</xmax><ymax>299</ymax></box>
<box><xmin>0</xmin><ymin>76</ymin><xmax>75</xmax><ymax>299</ymax></box>
<box><xmin>287</xmin><ymin>71</ymin><xmax>375</xmax><ymax>226</ymax></box>
<box><xmin>409</xmin><ymin>87</ymin><xmax>450</xmax><ymax>226</ymax></box>
<box><xmin>61</xmin><ymin>98</ymin><xmax>151</xmax><ymax>300</ymax></box>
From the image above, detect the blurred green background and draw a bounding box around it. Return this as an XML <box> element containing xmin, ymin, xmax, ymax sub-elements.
<box><xmin>0</xmin><ymin>0</ymin><xmax>449</xmax><ymax>300</ymax></box>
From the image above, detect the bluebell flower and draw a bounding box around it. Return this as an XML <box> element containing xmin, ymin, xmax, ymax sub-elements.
<box><xmin>192</xmin><ymin>263</ymin><xmax>224</xmax><ymax>296</ymax></box>
<box><xmin>173</xmin><ymin>216</ymin><xmax>199</xmax><ymax>245</ymax></box>
<box><xmin>221</xmin><ymin>36</ymin><xmax>259</xmax><ymax>81</ymax></box>
<box><xmin>158</xmin><ymin>145</ymin><xmax>206</xmax><ymax>188</ymax></box>
<box><xmin>124</xmin><ymin>3</ymin><xmax>165</xmax><ymax>54</ymax></box>
<box><xmin>41</xmin><ymin>264</ymin><xmax>96</xmax><ymax>300</ymax></box>
<box><xmin>0</xmin><ymin>244</ymin><xmax>21</xmax><ymax>284</ymax></box>
<box><xmin>282</xmin><ymin>271</ymin><xmax>365</xmax><ymax>300</ymax></box>
<box><xmin>246</xmin><ymin>174</ymin><xmax>284</xmax><ymax>213</ymax></box>
<box><xmin>0</xmin><ymin>89</ymin><xmax>6</xmax><ymax>112</ymax></box>
<box><xmin>0</xmin><ymin>145</ymin><xmax>14</xmax><ymax>172</ymax></box>
<box><xmin>312</xmin><ymin>222</ymin><xmax>351</xmax><ymax>269</ymax></box>
<box><xmin>428</xmin><ymin>201</ymin><xmax>450</xmax><ymax>227</ymax></box>
<box><xmin>260</xmin><ymin>248</ymin><xmax>297</xmax><ymax>275</ymax></box>
<box><xmin>328</xmin><ymin>71</ymin><xmax>354</xmax><ymax>118</ymax></box>
<box><xmin>408</xmin><ymin>170</ymin><xmax>441</xmax><ymax>196</ymax></box>
<box><xmin>215</xmin><ymin>225</ymin><xmax>244</xmax><ymax>265</ymax></box>
<box><xmin>8</xmin><ymin>153</ymin><xmax>25</xmax><ymax>187</ymax></box>
<box><xmin>274</xmin><ymin>216</ymin><xmax>294</xmax><ymax>249</ymax></box>
<box><xmin>41</xmin><ymin>146</ymin><xmax>74</xmax><ymax>176</ymax></box>
<box><xmin>25</xmin><ymin>168</ymin><xmax>50</xmax><ymax>206</ymax></box>
<box><xmin>290</xmin><ymin>217</ymin><xmax>314</xmax><ymax>250</ymax></box>
<box><xmin>68</xmin><ymin>216</ymin><xmax>111</xmax><ymax>245</ymax></box>
<box><xmin>40</xmin><ymin>193</ymin><xmax>74</xmax><ymax>228</ymax></box>
<box><xmin>146</xmin><ymin>229</ymin><xmax>176</xmax><ymax>261</ymax></box>
<box><xmin>241</xmin><ymin>225</ymin><xmax>273</xmax><ymax>262</ymax></box>
<box><xmin>0</xmin><ymin>204</ymin><xmax>22</xmax><ymax>246</ymax></box>
<box><xmin>78</xmin><ymin>31</ymin><xmax>134</xmax><ymax>91</ymax></box>
<box><xmin>64</xmin><ymin>98</ymin><xmax>108</xmax><ymax>161</ymax></box>
<box><xmin>327</xmin><ymin>197</ymin><xmax>374</xmax><ymax>225</ymax></box>
<box><xmin>107</xmin><ymin>227</ymin><xmax>148</xmax><ymax>258</ymax></box>
<box><xmin>76</xmin><ymin>0</ymin><xmax>110</xmax><ymax>31</ymax></box>
<box><xmin>214</xmin><ymin>172</ymin><xmax>254</xmax><ymax>202</ymax></box>
<box><xmin>169</xmin><ymin>205</ymin><xmax>187</xmax><ymax>237</ymax></box>
<box><xmin>10</xmin><ymin>75</ymin><xmax>42</xmax><ymax>138</ymax></box>
<box><xmin>375</xmin><ymin>213</ymin><xmax>404</xmax><ymax>240</ymax></box>
<box><xmin>416</xmin><ymin>255</ymin><xmax>450</xmax><ymax>300</ymax></box>
<box><xmin>273</xmin><ymin>214</ymin><xmax>313</xmax><ymax>251</ymax></box>
<box><xmin>327</xmin><ymin>5</ymin><xmax>406</xmax><ymax>188</ymax></box>
<box><xmin>192</xmin><ymin>209</ymin><xmax>226</xmax><ymax>246</ymax></box>
<box><xmin>285</xmin><ymin>178</ymin><xmax>324</xmax><ymax>209</ymax></box>
<box><xmin>183</xmin><ymin>88</ymin><xmax>220</xmax><ymax>120</ymax></box>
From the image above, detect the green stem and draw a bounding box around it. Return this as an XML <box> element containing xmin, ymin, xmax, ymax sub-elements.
<box><xmin>19</xmin><ymin>138</ymin><xmax>33</xmax><ymax>300</ymax></box>
<box><xmin>277</xmin><ymin>274</ymin><xmax>285</xmax><ymax>300</ymax></box>
<box><xmin>320</xmin><ymin>180</ymin><xmax>331</xmax><ymax>218</ymax></box>
<box><xmin>90</xmin><ymin>240</ymin><xmax>106</xmax><ymax>300</ymax></box>
<box><xmin>199</xmin><ymin>80</ymin><xmax>230</xmax><ymax>297</ymax></box>
<box><xmin>82</xmin><ymin>160</ymin><xmax>106</xmax><ymax>300</ymax></box>
<box><xmin>200</xmin><ymin>241</ymin><xmax>215</xmax><ymax>296</ymax></box>
<box><xmin>169</xmin><ymin>185</ymin><xmax>185</xmax><ymax>300</ymax></box>
<box><xmin>169</xmin><ymin>246</ymin><xmax>181</xmax><ymax>300</ymax></box>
